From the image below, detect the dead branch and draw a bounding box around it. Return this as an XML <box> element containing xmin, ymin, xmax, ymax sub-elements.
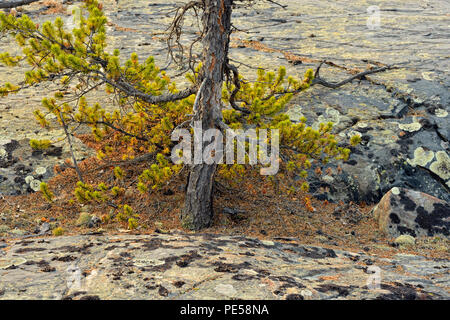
<box><xmin>264</xmin><ymin>0</ymin><xmax>287</xmax><ymax>9</ymax></box>
<box><xmin>312</xmin><ymin>62</ymin><xmax>398</xmax><ymax>89</ymax></box>
<box><xmin>226</xmin><ymin>63</ymin><xmax>250</xmax><ymax>114</ymax></box>
<box><xmin>166</xmin><ymin>0</ymin><xmax>204</xmax><ymax>72</ymax></box>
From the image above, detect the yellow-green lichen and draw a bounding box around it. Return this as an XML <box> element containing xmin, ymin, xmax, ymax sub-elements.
<box><xmin>434</xmin><ymin>108</ymin><xmax>448</xmax><ymax>118</ymax></box>
<box><xmin>394</xmin><ymin>234</ymin><xmax>416</xmax><ymax>247</ymax></box>
<box><xmin>357</xmin><ymin>122</ymin><xmax>368</xmax><ymax>128</ymax></box>
<box><xmin>399</xmin><ymin>121</ymin><xmax>421</xmax><ymax>132</ymax></box>
<box><xmin>76</xmin><ymin>212</ymin><xmax>92</xmax><ymax>226</ymax></box>
<box><xmin>429</xmin><ymin>151</ymin><xmax>450</xmax><ymax>180</ymax></box>
<box><xmin>313</xmin><ymin>107</ymin><xmax>341</xmax><ymax>130</ymax></box>
<box><xmin>391</xmin><ymin>187</ymin><xmax>400</xmax><ymax>195</ymax></box>
<box><xmin>407</xmin><ymin>147</ymin><xmax>435</xmax><ymax>167</ymax></box>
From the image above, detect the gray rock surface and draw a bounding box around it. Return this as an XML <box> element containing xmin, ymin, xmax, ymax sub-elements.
<box><xmin>0</xmin><ymin>233</ymin><xmax>448</xmax><ymax>300</ymax></box>
<box><xmin>0</xmin><ymin>138</ymin><xmax>93</xmax><ymax>195</ymax></box>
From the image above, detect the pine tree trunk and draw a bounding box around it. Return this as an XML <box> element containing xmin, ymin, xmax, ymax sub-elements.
<box><xmin>181</xmin><ymin>0</ymin><xmax>232</xmax><ymax>230</ymax></box>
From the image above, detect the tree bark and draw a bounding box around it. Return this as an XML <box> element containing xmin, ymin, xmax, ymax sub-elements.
<box><xmin>181</xmin><ymin>0</ymin><xmax>232</xmax><ymax>230</ymax></box>
<box><xmin>0</xmin><ymin>0</ymin><xmax>40</xmax><ymax>9</ymax></box>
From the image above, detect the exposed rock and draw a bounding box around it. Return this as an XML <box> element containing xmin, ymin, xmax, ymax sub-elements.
<box><xmin>261</xmin><ymin>240</ymin><xmax>275</xmax><ymax>246</ymax></box>
<box><xmin>88</xmin><ymin>215</ymin><xmax>101</xmax><ymax>228</ymax></box>
<box><xmin>0</xmin><ymin>138</ymin><xmax>93</xmax><ymax>196</ymax></box>
<box><xmin>9</xmin><ymin>228</ymin><xmax>27</xmax><ymax>236</ymax></box>
<box><xmin>214</xmin><ymin>284</ymin><xmax>237</xmax><ymax>298</ymax></box>
<box><xmin>372</xmin><ymin>187</ymin><xmax>450</xmax><ymax>238</ymax></box>
<box><xmin>76</xmin><ymin>212</ymin><xmax>92</xmax><ymax>227</ymax></box>
<box><xmin>0</xmin><ymin>233</ymin><xmax>447</xmax><ymax>300</ymax></box>
<box><xmin>394</xmin><ymin>235</ymin><xmax>416</xmax><ymax>247</ymax></box>
<box><xmin>296</xmin><ymin>104</ymin><xmax>450</xmax><ymax>204</ymax></box>
<box><xmin>38</xmin><ymin>222</ymin><xmax>51</xmax><ymax>235</ymax></box>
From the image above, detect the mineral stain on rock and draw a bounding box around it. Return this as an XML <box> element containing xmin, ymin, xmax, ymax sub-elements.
<box><xmin>373</xmin><ymin>187</ymin><xmax>449</xmax><ymax>238</ymax></box>
<box><xmin>377</xmin><ymin>283</ymin><xmax>436</xmax><ymax>300</ymax></box>
<box><xmin>316</xmin><ymin>284</ymin><xmax>352</xmax><ymax>297</ymax></box>
<box><xmin>414</xmin><ymin>203</ymin><xmax>450</xmax><ymax>237</ymax></box>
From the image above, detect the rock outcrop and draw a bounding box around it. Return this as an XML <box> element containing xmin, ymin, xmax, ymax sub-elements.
<box><xmin>0</xmin><ymin>138</ymin><xmax>93</xmax><ymax>195</ymax></box>
<box><xmin>372</xmin><ymin>187</ymin><xmax>449</xmax><ymax>238</ymax></box>
<box><xmin>0</xmin><ymin>233</ymin><xmax>448</xmax><ymax>300</ymax></box>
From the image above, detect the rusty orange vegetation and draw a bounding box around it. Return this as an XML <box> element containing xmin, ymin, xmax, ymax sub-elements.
<box><xmin>0</xmin><ymin>135</ymin><xmax>448</xmax><ymax>261</ymax></box>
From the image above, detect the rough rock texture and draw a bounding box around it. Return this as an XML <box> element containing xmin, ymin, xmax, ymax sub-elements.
<box><xmin>0</xmin><ymin>138</ymin><xmax>93</xmax><ymax>195</ymax></box>
<box><xmin>0</xmin><ymin>0</ymin><xmax>448</xmax><ymax>203</ymax></box>
<box><xmin>372</xmin><ymin>187</ymin><xmax>449</xmax><ymax>238</ymax></box>
<box><xmin>0</xmin><ymin>233</ymin><xmax>448</xmax><ymax>300</ymax></box>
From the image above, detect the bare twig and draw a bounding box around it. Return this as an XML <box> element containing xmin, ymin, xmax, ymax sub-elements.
<box><xmin>265</xmin><ymin>0</ymin><xmax>288</xmax><ymax>9</ymax></box>
<box><xmin>166</xmin><ymin>0</ymin><xmax>204</xmax><ymax>71</ymax></box>
<box><xmin>312</xmin><ymin>62</ymin><xmax>398</xmax><ymax>89</ymax></box>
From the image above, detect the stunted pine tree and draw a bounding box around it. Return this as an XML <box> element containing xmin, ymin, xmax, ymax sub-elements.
<box><xmin>0</xmin><ymin>0</ymin><xmax>379</xmax><ymax>230</ymax></box>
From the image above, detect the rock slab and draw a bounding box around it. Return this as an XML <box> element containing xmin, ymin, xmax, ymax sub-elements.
<box><xmin>0</xmin><ymin>233</ymin><xmax>448</xmax><ymax>300</ymax></box>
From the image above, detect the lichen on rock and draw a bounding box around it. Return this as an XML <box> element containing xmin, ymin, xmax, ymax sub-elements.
<box><xmin>35</xmin><ymin>166</ymin><xmax>47</xmax><ymax>176</ymax></box>
<box><xmin>407</xmin><ymin>147</ymin><xmax>435</xmax><ymax>167</ymax></box>
<box><xmin>398</xmin><ymin>120</ymin><xmax>422</xmax><ymax>132</ymax></box>
<box><xmin>29</xmin><ymin>179</ymin><xmax>41</xmax><ymax>192</ymax></box>
<box><xmin>434</xmin><ymin>108</ymin><xmax>448</xmax><ymax>118</ymax></box>
<box><xmin>0</xmin><ymin>233</ymin><xmax>448</xmax><ymax>300</ymax></box>
<box><xmin>429</xmin><ymin>151</ymin><xmax>450</xmax><ymax>181</ymax></box>
<box><xmin>395</xmin><ymin>235</ymin><xmax>416</xmax><ymax>247</ymax></box>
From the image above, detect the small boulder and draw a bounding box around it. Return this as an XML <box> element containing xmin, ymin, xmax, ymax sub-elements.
<box><xmin>372</xmin><ymin>187</ymin><xmax>450</xmax><ymax>238</ymax></box>
<box><xmin>394</xmin><ymin>235</ymin><xmax>416</xmax><ymax>247</ymax></box>
<box><xmin>39</xmin><ymin>222</ymin><xmax>51</xmax><ymax>234</ymax></box>
<box><xmin>88</xmin><ymin>215</ymin><xmax>101</xmax><ymax>228</ymax></box>
<box><xmin>76</xmin><ymin>212</ymin><xmax>92</xmax><ymax>226</ymax></box>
